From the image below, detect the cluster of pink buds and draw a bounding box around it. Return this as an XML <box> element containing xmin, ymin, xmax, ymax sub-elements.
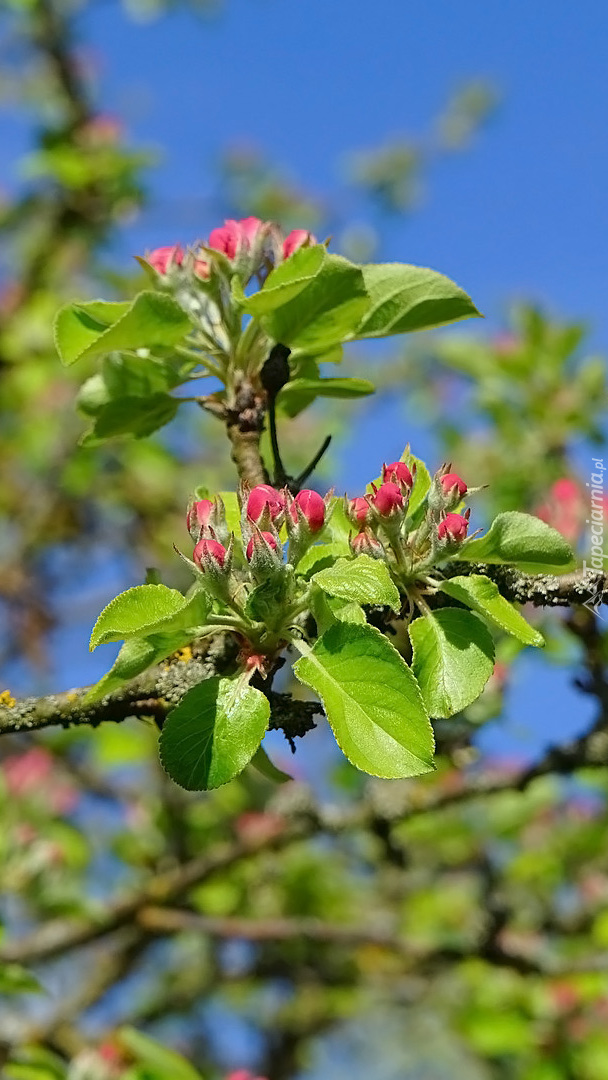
<box><xmin>242</xmin><ymin>482</ymin><xmax>330</xmax><ymax>572</ymax></box>
<box><xmin>181</xmin><ymin>482</ymin><xmax>330</xmax><ymax>598</ymax></box>
<box><xmin>346</xmin><ymin>456</ymin><xmax>473</xmax><ymax>574</ymax></box>
<box><xmin>184</xmin><ymin>495</ymin><xmax>233</xmax><ymax>597</ymax></box>
<box><xmin>144</xmin><ymin>218</ymin><xmax>316</xmax><ymax>287</ymax></box>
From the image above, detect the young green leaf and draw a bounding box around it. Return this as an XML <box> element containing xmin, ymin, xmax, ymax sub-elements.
<box><xmin>293</xmin><ymin>623</ymin><xmax>434</xmax><ymax>779</ymax></box>
<box><xmin>245</xmin><ymin>243</ymin><xmax>326</xmax><ymax>315</ymax></box>
<box><xmin>313</xmin><ymin>554</ymin><xmax>401</xmax><ymax>612</ymax></box>
<box><xmin>219</xmin><ymin>490</ymin><xmax>242</xmax><ymax>538</ymax></box>
<box><xmin>350</xmin><ymin>263</ymin><xmax>481</xmax><ymax>340</ymax></box>
<box><xmin>80</xmin><ymin>393</ymin><xmax>180</xmax><ymax>444</ymax></box>
<box><xmin>159</xmin><ymin>676</ymin><xmax>270</xmax><ymax>790</ymax></box>
<box><xmin>404</xmin><ymin>451</ymin><xmax>432</xmax><ymax>521</ymax></box>
<box><xmin>409</xmin><ymin>608</ymin><xmax>495</xmax><ymax>718</ymax></box>
<box><xmin>118</xmin><ymin>1026</ymin><xmax>203</xmax><ymax>1080</ymax></box>
<box><xmin>310</xmin><ymin>587</ymin><xmax>366</xmax><ymax>635</ymax></box>
<box><xmin>0</xmin><ymin>962</ymin><xmax>44</xmax><ymax>996</ymax></box>
<box><xmin>89</xmin><ymin>584</ymin><xmax>209</xmax><ymax>650</ymax></box>
<box><xmin>84</xmin><ymin>638</ymin><xmax>164</xmax><ymax>703</ymax></box>
<box><xmin>295</xmin><ymin>541</ymin><xmax>350</xmax><ymax>578</ymax></box>
<box><xmin>439</xmin><ymin>574</ymin><xmax>544</xmax><ymax>646</ymax></box>
<box><xmin>251</xmin><ymin>744</ymin><xmax>293</xmax><ymax>783</ymax></box>
<box><xmin>278</xmin><ymin>376</ymin><xmax>375</xmax><ymax>409</ymax></box>
<box><xmin>261</xmin><ymin>254</ymin><xmax>368</xmax><ymax>350</ymax></box>
<box><xmin>55</xmin><ymin>291</ymin><xmax>191</xmax><ymax>366</ymax></box>
<box><xmin>457</xmin><ymin>511</ymin><xmax>575</xmax><ymax>571</ymax></box>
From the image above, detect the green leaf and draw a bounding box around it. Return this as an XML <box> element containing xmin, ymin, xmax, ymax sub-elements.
<box><xmin>295</xmin><ymin>541</ymin><xmax>350</xmax><ymax>578</ymax></box>
<box><xmin>404</xmin><ymin>451</ymin><xmax>432</xmax><ymax>521</ymax></box>
<box><xmin>311</xmin><ymin>588</ymin><xmax>366</xmax><ymax>635</ymax></box>
<box><xmin>251</xmin><ymin>744</ymin><xmax>293</xmax><ymax>783</ymax></box>
<box><xmin>90</xmin><ymin>584</ymin><xmax>204</xmax><ymax>650</ymax></box>
<box><xmin>0</xmin><ymin>962</ymin><xmax>44</xmax><ymax>995</ymax></box>
<box><xmin>293</xmin><ymin>623</ymin><xmax>434</xmax><ymax>779</ymax></box>
<box><xmin>350</xmin><ymin>263</ymin><xmax>481</xmax><ymax>340</ymax></box>
<box><xmin>278</xmin><ymin>376</ymin><xmax>375</xmax><ymax>408</ymax></box>
<box><xmin>76</xmin><ymin>353</ymin><xmax>188</xmax><ymax>422</ymax></box>
<box><xmin>261</xmin><ymin>253</ymin><xmax>369</xmax><ymax>350</ymax></box>
<box><xmin>218</xmin><ymin>490</ymin><xmax>242</xmax><ymax>538</ymax></box>
<box><xmin>313</xmin><ymin>554</ymin><xmax>401</xmax><ymax>612</ymax></box>
<box><xmin>80</xmin><ymin>393</ymin><xmax>180</xmax><ymax>443</ymax></box>
<box><xmin>439</xmin><ymin>574</ymin><xmax>544</xmax><ymax>647</ymax></box>
<box><xmin>458</xmin><ymin>511</ymin><xmax>575</xmax><ymax>571</ymax></box>
<box><xmin>118</xmin><ymin>1027</ymin><xmax>203</xmax><ymax>1080</ymax></box>
<box><xmin>83</xmin><ymin>628</ymin><xmax>200</xmax><ymax>704</ymax></box>
<box><xmin>245</xmin><ymin>243</ymin><xmax>326</xmax><ymax>315</ymax></box>
<box><xmin>4</xmin><ymin>1046</ymin><xmax>67</xmax><ymax>1080</ymax></box>
<box><xmin>409</xmin><ymin>608</ymin><xmax>495</xmax><ymax>718</ymax></box>
<box><xmin>84</xmin><ymin>638</ymin><xmax>162</xmax><ymax>702</ymax></box>
<box><xmin>159</xmin><ymin>676</ymin><xmax>270</xmax><ymax>790</ymax></box>
<box><xmin>54</xmin><ymin>299</ymin><xmax>130</xmax><ymax>363</ymax></box>
<box><xmin>245</xmin><ymin>574</ymin><xmax>292</xmax><ymax>624</ymax></box>
<box><xmin>54</xmin><ymin>291</ymin><xmax>192</xmax><ymax>366</ymax></box>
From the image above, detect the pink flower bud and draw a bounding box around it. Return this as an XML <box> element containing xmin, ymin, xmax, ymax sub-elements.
<box><xmin>290</xmin><ymin>489</ymin><xmax>325</xmax><ymax>533</ymax></box>
<box><xmin>239</xmin><ymin>215</ymin><xmax>263</xmax><ymax>245</ymax></box>
<box><xmin>382</xmin><ymin>461</ymin><xmax>413</xmax><ymax>490</ymax></box>
<box><xmin>146</xmin><ymin>245</ymin><xmax>183</xmax><ymax>274</ymax></box>
<box><xmin>208</xmin><ymin>220</ymin><xmax>241</xmax><ymax>259</ymax></box>
<box><xmin>348</xmin><ymin>496</ymin><xmax>371</xmax><ymax>525</ymax></box>
<box><xmin>208</xmin><ymin>217</ymin><xmax>262</xmax><ymax>260</ymax></box>
<box><xmin>438</xmin><ymin>513</ymin><xmax>469</xmax><ymax>543</ymax></box>
<box><xmin>350</xmin><ymin>530</ymin><xmax>384</xmax><ymax>558</ymax></box>
<box><xmin>246</xmin><ymin>532</ymin><xmax>278</xmax><ymax>560</ymax></box>
<box><xmin>187</xmin><ymin>499</ymin><xmax>213</xmax><ymax>535</ymax></box>
<box><xmin>372</xmin><ymin>482</ymin><xmax>404</xmax><ymax>518</ymax></box>
<box><xmin>193</xmin><ymin>537</ymin><xmax>227</xmax><ymax>569</ymax></box>
<box><xmin>246</xmin><ymin>484</ymin><xmax>285</xmax><ymax>524</ymax></box>
<box><xmin>440</xmin><ymin>473</ymin><xmax>467</xmax><ymax>499</ymax></box>
<box><xmin>283</xmin><ymin>229</ymin><xmax>316</xmax><ymax>259</ymax></box>
<box><xmin>193</xmin><ymin>258</ymin><xmax>210</xmax><ymax>279</ymax></box>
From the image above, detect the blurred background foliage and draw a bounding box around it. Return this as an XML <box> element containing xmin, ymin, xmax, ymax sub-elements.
<box><xmin>0</xmin><ymin>1</ymin><xmax>607</xmax><ymax>1078</ymax></box>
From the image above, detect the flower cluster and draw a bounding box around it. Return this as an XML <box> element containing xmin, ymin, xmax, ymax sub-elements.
<box><xmin>187</xmin><ymin>482</ymin><xmax>328</xmax><ymax>575</ymax></box>
<box><xmin>144</xmin><ymin>217</ymin><xmax>316</xmax><ymax>286</ymax></box>
<box><xmin>346</xmin><ymin>458</ymin><xmax>472</xmax><ymax>577</ymax></box>
<box><xmin>182</xmin><ymin>483</ymin><xmax>330</xmax><ymax>664</ymax></box>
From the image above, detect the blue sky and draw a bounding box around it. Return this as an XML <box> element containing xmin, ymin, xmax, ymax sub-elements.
<box><xmin>80</xmin><ymin>0</ymin><xmax>607</xmax><ymax>346</ymax></box>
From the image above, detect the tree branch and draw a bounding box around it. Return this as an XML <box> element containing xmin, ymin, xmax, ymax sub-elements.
<box><xmin>0</xmin><ymin>820</ymin><xmax>312</xmax><ymax>966</ymax></box>
<box><xmin>0</xmin><ymin>649</ymin><xmax>320</xmax><ymax>741</ymax></box>
<box><xmin>127</xmin><ymin>905</ymin><xmax>608</xmax><ymax>978</ymax></box>
<box><xmin>449</xmin><ymin>564</ymin><xmax>607</xmax><ymax>608</ymax></box>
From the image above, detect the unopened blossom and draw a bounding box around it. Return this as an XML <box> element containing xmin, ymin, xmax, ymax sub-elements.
<box><xmin>209</xmin><ymin>217</ymin><xmax>262</xmax><ymax>260</ymax></box>
<box><xmin>372</xmin><ymin>482</ymin><xmax>404</xmax><ymax>518</ymax></box>
<box><xmin>348</xmin><ymin>496</ymin><xmax>371</xmax><ymax>525</ymax></box>
<box><xmin>290</xmin><ymin>489</ymin><xmax>325</xmax><ymax>533</ymax></box>
<box><xmin>382</xmin><ymin>461</ymin><xmax>413</xmax><ymax>490</ymax></box>
<box><xmin>187</xmin><ymin>499</ymin><xmax>213</xmax><ymax>535</ymax></box>
<box><xmin>438</xmin><ymin>512</ymin><xmax>469</xmax><ymax>543</ymax></box>
<box><xmin>193</xmin><ymin>537</ymin><xmax>227</xmax><ymax>570</ymax></box>
<box><xmin>146</xmin><ymin>245</ymin><xmax>183</xmax><ymax>274</ymax></box>
<box><xmin>246</xmin><ymin>531</ymin><xmax>278</xmax><ymax>561</ymax></box>
<box><xmin>350</xmin><ymin>530</ymin><xmax>384</xmax><ymax>558</ymax></box>
<box><xmin>440</xmin><ymin>472</ymin><xmax>467</xmax><ymax>499</ymax></box>
<box><xmin>283</xmin><ymin>229</ymin><xmax>316</xmax><ymax>259</ymax></box>
<box><xmin>246</xmin><ymin>484</ymin><xmax>285</xmax><ymax>524</ymax></box>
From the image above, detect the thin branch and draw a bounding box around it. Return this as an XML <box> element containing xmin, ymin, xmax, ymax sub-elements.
<box><xmin>134</xmin><ymin>905</ymin><xmax>608</xmax><ymax>978</ymax></box>
<box><xmin>0</xmin><ymin>821</ymin><xmax>311</xmax><ymax>966</ymax></box>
